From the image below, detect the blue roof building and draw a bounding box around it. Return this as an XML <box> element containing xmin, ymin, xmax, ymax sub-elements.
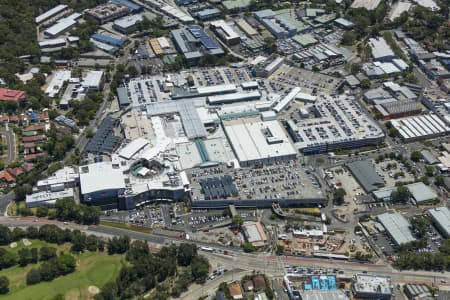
<box><xmin>91</xmin><ymin>33</ymin><xmax>125</xmax><ymax>47</ymax></box>
<box><xmin>111</xmin><ymin>0</ymin><xmax>143</xmax><ymax>12</ymax></box>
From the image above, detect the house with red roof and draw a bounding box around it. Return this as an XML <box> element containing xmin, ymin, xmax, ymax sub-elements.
<box><xmin>0</xmin><ymin>88</ymin><xmax>25</xmax><ymax>103</ymax></box>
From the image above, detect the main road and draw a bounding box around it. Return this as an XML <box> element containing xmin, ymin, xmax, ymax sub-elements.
<box><xmin>1</xmin><ymin>216</ymin><xmax>449</xmax><ymax>288</ymax></box>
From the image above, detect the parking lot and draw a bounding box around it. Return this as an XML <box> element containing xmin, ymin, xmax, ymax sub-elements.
<box><xmin>187</xmin><ymin>160</ymin><xmax>324</xmax><ymax>202</ymax></box>
<box><xmin>192</xmin><ymin>67</ymin><xmax>251</xmax><ymax>86</ymax></box>
<box><xmin>270</xmin><ymin>64</ymin><xmax>341</xmax><ymax>95</ymax></box>
<box><xmin>374</xmin><ymin>159</ymin><xmax>416</xmax><ymax>187</ymax></box>
<box><xmin>189</xmin><ymin>209</ymin><xmax>232</xmax><ymax>229</ymax></box>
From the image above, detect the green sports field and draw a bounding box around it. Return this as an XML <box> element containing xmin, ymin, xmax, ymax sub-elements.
<box><xmin>0</xmin><ymin>241</ymin><xmax>124</xmax><ymax>300</ymax></box>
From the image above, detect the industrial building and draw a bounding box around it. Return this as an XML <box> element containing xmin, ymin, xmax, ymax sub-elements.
<box><xmin>254</xmin><ymin>9</ymin><xmax>297</xmax><ymax>39</ymax></box>
<box><xmin>45</xmin><ymin>70</ymin><xmax>72</xmax><ymax>98</ymax></box>
<box><xmin>286</xmin><ymin>94</ymin><xmax>384</xmax><ymax>154</ymax></box>
<box><xmin>347</xmin><ymin>160</ymin><xmax>385</xmax><ymax>193</ymax></box>
<box><xmin>111</xmin><ymin>0</ymin><xmax>143</xmax><ymax>13</ymax></box>
<box><xmin>223</xmin><ymin>116</ymin><xmax>297</xmax><ymax>167</ymax></box>
<box><xmin>351</xmin><ymin>0</ymin><xmax>382</xmax><ymax>10</ymax></box>
<box><xmin>195</xmin><ymin>8</ymin><xmax>221</xmax><ymax>21</ymax></box>
<box><xmin>171</xmin><ymin>25</ymin><xmax>224</xmax><ymax>63</ymax></box>
<box><xmin>375</xmin><ymin>101</ymin><xmax>422</xmax><ymax>120</ymax></box>
<box><xmin>82</xmin><ymin>70</ymin><xmax>104</xmax><ymax>91</ymax></box>
<box><xmin>406</xmin><ymin>182</ymin><xmax>438</xmax><ymax>204</ymax></box>
<box><xmin>113</xmin><ymin>14</ymin><xmax>144</xmax><ymax>34</ymax></box>
<box><xmin>210</xmin><ymin>20</ymin><xmax>240</xmax><ymax>45</ymax></box>
<box><xmin>86</xmin><ymin>2</ymin><xmax>131</xmax><ymax>24</ymax></box>
<box><xmin>369</xmin><ymin>37</ymin><xmax>396</xmax><ymax>62</ymax></box>
<box><xmin>35</xmin><ymin>4</ymin><xmax>69</xmax><ymax>24</ymax></box>
<box><xmin>44</xmin><ymin>13</ymin><xmax>82</xmax><ymax>37</ymax></box>
<box><xmin>377</xmin><ymin>212</ymin><xmax>416</xmax><ymax>246</ymax></box>
<box><xmin>428</xmin><ymin>206</ymin><xmax>450</xmax><ymax>238</ymax></box>
<box><xmin>91</xmin><ymin>33</ymin><xmax>125</xmax><ymax>47</ymax></box>
<box><xmin>254</xmin><ymin>56</ymin><xmax>285</xmax><ymax>77</ymax></box>
<box><xmin>390</xmin><ymin>114</ymin><xmax>449</xmax><ymax>141</ymax></box>
<box><xmin>334</xmin><ymin>17</ymin><xmax>354</xmax><ymax>29</ymax></box>
<box><xmin>352</xmin><ymin>274</ymin><xmax>393</xmax><ymax>300</ymax></box>
<box><xmin>26</xmin><ymin>189</ymin><xmax>74</xmax><ymax>208</ymax></box>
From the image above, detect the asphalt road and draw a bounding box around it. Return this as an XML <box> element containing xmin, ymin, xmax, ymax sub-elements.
<box><xmin>0</xmin><ymin>192</ymin><xmax>15</xmax><ymax>216</ymax></box>
<box><xmin>0</xmin><ymin>130</ymin><xmax>16</xmax><ymax>164</ymax></box>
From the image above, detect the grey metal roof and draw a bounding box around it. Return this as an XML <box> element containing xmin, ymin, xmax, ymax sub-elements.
<box><xmin>420</xmin><ymin>149</ymin><xmax>438</xmax><ymax>164</ymax></box>
<box><xmin>377</xmin><ymin>212</ymin><xmax>416</xmax><ymax>245</ymax></box>
<box><xmin>117</xmin><ymin>87</ymin><xmax>131</xmax><ymax>107</ymax></box>
<box><xmin>407</xmin><ymin>182</ymin><xmax>437</xmax><ymax>203</ymax></box>
<box><xmin>428</xmin><ymin>206</ymin><xmax>450</xmax><ymax>238</ymax></box>
<box><xmin>347</xmin><ymin>160</ymin><xmax>384</xmax><ymax>192</ymax></box>
<box><xmin>146</xmin><ymin>100</ymin><xmax>207</xmax><ymax>139</ymax></box>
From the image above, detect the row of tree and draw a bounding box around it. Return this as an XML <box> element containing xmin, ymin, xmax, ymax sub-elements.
<box><xmin>12</xmin><ymin>198</ymin><xmax>100</xmax><ymax>226</ymax></box>
<box><xmin>26</xmin><ymin>253</ymin><xmax>76</xmax><ymax>285</ymax></box>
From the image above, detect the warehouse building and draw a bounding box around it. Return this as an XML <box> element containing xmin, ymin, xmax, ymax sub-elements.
<box><xmin>82</xmin><ymin>70</ymin><xmax>104</xmax><ymax>91</ymax></box>
<box><xmin>223</xmin><ymin>116</ymin><xmax>297</xmax><ymax>167</ymax></box>
<box><xmin>390</xmin><ymin>114</ymin><xmax>449</xmax><ymax>141</ymax></box>
<box><xmin>352</xmin><ymin>274</ymin><xmax>393</xmax><ymax>300</ymax></box>
<box><xmin>195</xmin><ymin>8</ymin><xmax>221</xmax><ymax>21</ymax></box>
<box><xmin>334</xmin><ymin>17</ymin><xmax>354</xmax><ymax>29</ymax></box>
<box><xmin>369</xmin><ymin>37</ymin><xmax>396</xmax><ymax>62</ymax></box>
<box><xmin>113</xmin><ymin>14</ymin><xmax>143</xmax><ymax>34</ymax></box>
<box><xmin>377</xmin><ymin>212</ymin><xmax>416</xmax><ymax>246</ymax></box>
<box><xmin>254</xmin><ymin>9</ymin><xmax>297</xmax><ymax>39</ymax></box>
<box><xmin>111</xmin><ymin>0</ymin><xmax>143</xmax><ymax>13</ymax></box>
<box><xmin>428</xmin><ymin>206</ymin><xmax>450</xmax><ymax>238</ymax></box>
<box><xmin>172</xmin><ymin>25</ymin><xmax>224</xmax><ymax>63</ymax></box>
<box><xmin>91</xmin><ymin>33</ymin><xmax>125</xmax><ymax>47</ymax></box>
<box><xmin>44</xmin><ymin>13</ymin><xmax>82</xmax><ymax>37</ymax></box>
<box><xmin>236</xmin><ymin>18</ymin><xmax>258</xmax><ymax>36</ymax></box>
<box><xmin>35</xmin><ymin>4</ymin><xmax>69</xmax><ymax>24</ymax></box>
<box><xmin>406</xmin><ymin>182</ymin><xmax>438</xmax><ymax>204</ymax></box>
<box><xmin>254</xmin><ymin>56</ymin><xmax>285</xmax><ymax>77</ymax></box>
<box><xmin>375</xmin><ymin>101</ymin><xmax>422</xmax><ymax>120</ymax></box>
<box><xmin>347</xmin><ymin>160</ymin><xmax>385</xmax><ymax>193</ymax></box>
<box><xmin>210</xmin><ymin>20</ymin><xmax>240</xmax><ymax>45</ymax></box>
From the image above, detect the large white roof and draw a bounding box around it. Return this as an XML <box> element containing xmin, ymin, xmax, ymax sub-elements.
<box><xmin>79</xmin><ymin>162</ymin><xmax>125</xmax><ymax>195</ymax></box>
<box><xmin>223</xmin><ymin>117</ymin><xmax>297</xmax><ymax>164</ymax></box>
<box><xmin>36</xmin><ymin>4</ymin><xmax>68</xmax><ymax>23</ymax></box>
<box><xmin>119</xmin><ymin>138</ymin><xmax>150</xmax><ymax>160</ymax></box>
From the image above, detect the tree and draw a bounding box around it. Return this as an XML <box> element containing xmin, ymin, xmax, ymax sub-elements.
<box><xmin>95</xmin><ymin>282</ymin><xmax>118</xmax><ymax>300</ymax></box>
<box><xmin>26</xmin><ymin>268</ymin><xmax>41</xmax><ymax>285</ymax></box>
<box><xmin>341</xmin><ymin>31</ymin><xmax>356</xmax><ymax>45</ymax></box>
<box><xmin>36</xmin><ymin>206</ymin><xmax>49</xmax><ymax>217</ymax></box>
<box><xmin>57</xmin><ymin>253</ymin><xmax>76</xmax><ymax>275</ymax></box>
<box><xmin>177</xmin><ymin>243</ymin><xmax>197</xmax><ymax>267</ymax></box>
<box><xmin>232</xmin><ymin>215</ymin><xmax>243</xmax><ymax>227</ymax></box>
<box><xmin>0</xmin><ymin>249</ymin><xmax>17</xmax><ymax>269</ymax></box>
<box><xmin>0</xmin><ymin>276</ymin><xmax>9</xmax><ymax>294</ymax></box>
<box><xmin>424</xmin><ymin>166</ymin><xmax>434</xmax><ymax>177</ymax></box>
<box><xmin>39</xmin><ymin>246</ymin><xmax>57</xmax><ymax>261</ymax></box>
<box><xmin>435</xmin><ymin>175</ymin><xmax>445</xmax><ymax>186</ymax></box>
<box><xmin>0</xmin><ymin>225</ymin><xmax>11</xmax><ymax>245</ymax></box>
<box><xmin>333</xmin><ymin>188</ymin><xmax>346</xmax><ymax>205</ymax></box>
<box><xmin>243</xmin><ymin>242</ymin><xmax>256</xmax><ymax>253</ymax></box>
<box><xmin>191</xmin><ymin>256</ymin><xmax>209</xmax><ymax>283</ymax></box>
<box><xmin>391</xmin><ymin>186</ymin><xmax>411</xmax><ymax>203</ymax></box>
<box><xmin>410</xmin><ymin>151</ymin><xmax>423</xmax><ymax>162</ymax></box>
<box><xmin>18</xmin><ymin>248</ymin><xmax>31</xmax><ymax>267</ymax></box>
<box><xmin>360</xmin><ymin>79</ymin><xmax>371</xmax><ymax>89</ymax></box>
